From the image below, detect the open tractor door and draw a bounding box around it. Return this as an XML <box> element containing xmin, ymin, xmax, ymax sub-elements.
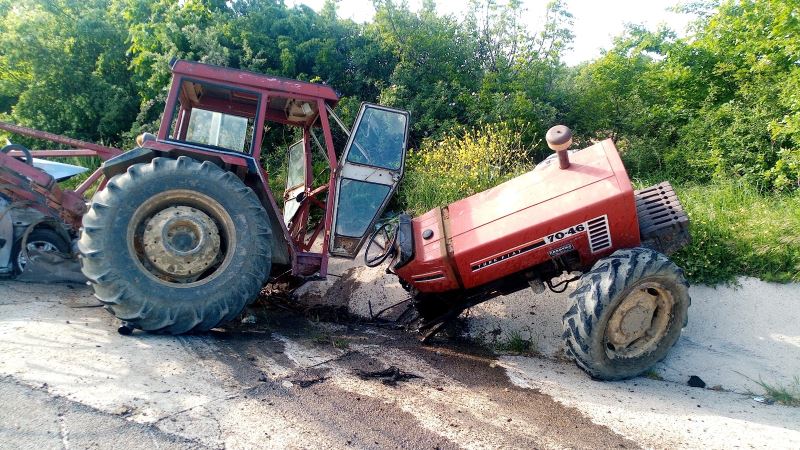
<box><xmin>329</xmin><ymin>104</ymin><xmax>409</xmax><ymax>258</ymax></box>
<box><xmin>282</xmin><ymin>140</ymin><xmax>306</xmax><ymax>226</ymax></box>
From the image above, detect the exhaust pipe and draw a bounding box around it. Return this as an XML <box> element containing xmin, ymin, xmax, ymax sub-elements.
<box><xmin>546</xmin><ymin>125</ymin><xmax>573</xmax><ymax>169</ymax></box>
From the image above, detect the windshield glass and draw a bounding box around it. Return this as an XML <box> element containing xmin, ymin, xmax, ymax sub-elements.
<box><xmin>166</xmin><ymin>79</ymin><xmax>258</xmax><ymax>153</ymax></box>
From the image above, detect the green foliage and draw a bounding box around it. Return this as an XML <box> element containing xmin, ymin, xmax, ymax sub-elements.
<box><xmin>570</xmin><ymin>0</ymin><xmax>800</xmax><ymax>193</ymax></box>
<box><xmin>1</xmin><ymin>0</ymin><xmax>798</xmax><ymax>285</ymax></box>
<box><xmin>0</xmin><ymin>0</ymin><xmax>137</xmax><ymax>145</ymax></box>
<box><xmin>670</xmin><ymin>182</ymin><xmax>800</xmax><ymax>284</ymax></box>
<box><xmin>400</xmin><ymin>123</ymin><xmax>533</xmax><ymax>216</ymax></box>
<box><xmin>755</xmin><ymin>377</ymin><xmax>800</xmax><ymax>407</ymax></box>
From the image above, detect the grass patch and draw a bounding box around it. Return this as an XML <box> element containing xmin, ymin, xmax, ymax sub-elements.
<box><xmin>643</xmin><ymin>370</ymin><xmax>664</xmax><ymax>381</ymax></box>
<box><xmin>668</xmin><ymin>181</ymin><xmax>800</xmax><ymax>284</ymax></box>
<box><xmin>312</xmin><ymin>332</ymin><xmax>350</xmax><ymax>350</ymax></box>
<box><xmin>755</xmin><ymin>377</ymin><xmax>800</xmax><ymax>407</ymax></box>
<box><xmin>494</xmin><ymin>331</ymin><xmax>538</xmax><ymax>355</ymax></box>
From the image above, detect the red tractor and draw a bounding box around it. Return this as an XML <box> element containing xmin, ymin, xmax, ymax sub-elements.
<box><xmin>1</xmin><ymin>59</ymin><xmax>410</xmax><ymax>332</ymax></box>
<box><xmin>375</xmin><ymin>125</ymin><xmax>691</xmax><ymax>380</ymax></box>
<box><xmin>1</xmin><ymin>60</ymin><xmax>689</xmax><ymax>380</ymax></box>
<box><xmin>76</xmin><ymin>60</ymin><xmax>411</xmax><ymax>334</ymax></box>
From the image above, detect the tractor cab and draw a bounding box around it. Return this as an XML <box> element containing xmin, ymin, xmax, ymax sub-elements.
<box><xmin>122</xmin><ymin>59</ymin><xmax>410</xmax><ymax>279</ymax></box>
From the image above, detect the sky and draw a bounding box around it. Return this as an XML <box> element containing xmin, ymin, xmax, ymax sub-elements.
<box><xmin>289</xmin><ymin>0</ymin><xmax>697</xmax><ymax>66</ymax></box>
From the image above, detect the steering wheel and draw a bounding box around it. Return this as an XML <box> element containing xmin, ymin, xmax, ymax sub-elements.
<box><xmin>364</xmin><ymin>220</ymin><xmax>398</xmax><ymax>267</ymax></box>
<box><xmin>1</xmin><ymin>144</ymin><xmax>33</xmax><ymax>165</ymax></box>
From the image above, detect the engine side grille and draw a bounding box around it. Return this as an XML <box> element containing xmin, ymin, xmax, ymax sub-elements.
<box><xmin>635</xmin><ymin>181</ymin><xmax>690</xmax><ymax>255</ymax></box>
<box><xmin>587</xmin><ymin>215</ymin><xmax>612</xmax><ymax>253</ymax></box>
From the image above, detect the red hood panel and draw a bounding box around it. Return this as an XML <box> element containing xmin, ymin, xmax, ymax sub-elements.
<box><xmin>448</xmin><ymin>140</ymin><xmax>616</xmax><ymax>237</ymax></box>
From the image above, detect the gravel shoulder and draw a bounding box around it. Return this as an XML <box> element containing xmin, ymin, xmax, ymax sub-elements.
<box><xmin>2</xmin><ymin>266</ymin><xmax>799</xmax><ymax>449</ymax></box>
<box><xmin>0</xmin><ymin>280</ymin><xmax>634</xmax><ymax>449</ymax></box>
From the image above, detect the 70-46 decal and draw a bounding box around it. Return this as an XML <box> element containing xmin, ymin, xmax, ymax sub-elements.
<box><xmin>544</xmin><ymin>222</ymin><xmax>586</xmax><ymax>244</ymax></box>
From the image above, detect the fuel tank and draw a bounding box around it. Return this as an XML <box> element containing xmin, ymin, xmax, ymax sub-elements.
<box><xmin>394</xmin><ymin>139</ymin><xmax>641</xmax><ymax>293</ymax></box>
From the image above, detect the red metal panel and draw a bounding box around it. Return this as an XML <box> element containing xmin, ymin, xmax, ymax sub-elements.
<box><xmin>316</xmin><ymin>99</ymin><xmax>338</xmax><ymax>278</ymax></box>
<box><xmin>9</xmin><ymin>149</ymin><xmax>99</xmax><ymax>158</ymax></box>
<box><xmin>447</xmin><ymin>141</ymin><xmax>616</xmax><ymax>237</ymax></box>
<box><xmin>75</xmin><ymin>168</ymin><xmax>104</xmax><ymax>196</ymax></box>
<box><xmin>394</xmin><ymin>208</ymin><xmax>460</xmax><ymax>292</ymax></box>
<box><xmin>0</xmin><ymin>152</ymin><xmax>86</xmax><ymax>230</ymax></box>
<box><xmin>142</xmin><ymin>141</ymin><xmax>250</xmax><ymax>167</ymax></box>
<box><xmin>158</xmin><ymin>74</ymin><xmax>181</xmax><ymax>140</ymax></box>
<box><xmin>251</xmin><ymin>95</ymin><xmax>268</xmax><ymax>160</ymax></box>
<box><xmin>171</xmin><ymin>60</ymin><xmax>339</xmax><ymax>105</ymax></box>
<box><xmin>396</xmin><ymin>139</ymin><xmax>641</xmax><ymax>293</ymax></box>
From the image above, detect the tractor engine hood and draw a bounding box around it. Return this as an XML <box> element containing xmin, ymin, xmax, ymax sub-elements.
<box><xmin>394</xmin><ymin>139</ymin><xmax>641</xmax><ymax>294</ymax></box>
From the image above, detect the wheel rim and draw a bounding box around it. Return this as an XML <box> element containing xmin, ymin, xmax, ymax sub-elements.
<box><xmin>604</xmin><ymin>281</ymin><xmax>674</xmax><ymax>359</ymax></box>
<box><xmin>17</xmin><ymin>240</ymin><xmax>59</xmax><ymax>270</ymax></box>
<box><xmin>127</xmin><ymin>190</ymin><xmax>236</xmax><ymax>286</ymax></box>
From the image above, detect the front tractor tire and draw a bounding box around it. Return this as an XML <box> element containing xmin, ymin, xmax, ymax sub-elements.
<box><xmin>79</xmin><ymin>156</ymin><xmax>272</xmax><ymax>334</ymax></box>
<box><xmin>562</xmin><ymin>247</ymin><xmax>690</xmax><ymax>380</ymax></box>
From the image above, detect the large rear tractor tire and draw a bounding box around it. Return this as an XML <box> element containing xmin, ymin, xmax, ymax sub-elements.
<box><xmin>79</xmin><ymin>156</ymin><xmax>272</xmax><ymax>334</ymax></box>
<box><xmin>562</xmin><ymin>247</ymin><xmax>690</xmax><ymax>380</ymax></box>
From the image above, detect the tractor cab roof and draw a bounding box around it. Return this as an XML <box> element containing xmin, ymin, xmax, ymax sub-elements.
<box><xmin>170</xmin><ymin>59</ymin><xmax>339</xmax><ymax>127</ymax></box>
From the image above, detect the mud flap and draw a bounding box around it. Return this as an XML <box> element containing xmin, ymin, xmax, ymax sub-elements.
<box><xmin>14</xmin><ymin>249</ymin><xmax>87</xmax><ymax>284</ymax></box>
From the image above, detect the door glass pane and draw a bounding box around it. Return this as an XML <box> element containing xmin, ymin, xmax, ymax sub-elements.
<box><xmin>335</xmin><ymin>179</ymin><xmax>391</xmax><ymax>237</ymax></box>
<box><xmin>346</xmin><ymin>107</ymin><xmax>406</xmax><ymax>170</ymax></box>
<box><xmin>287</xmin><ymin>141</ymin><xmax>305</xmax><ymax>188</ymax></box>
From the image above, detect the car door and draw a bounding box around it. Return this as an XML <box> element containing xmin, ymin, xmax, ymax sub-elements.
<box><xmin>329</xmin><ymin>103</ymin><xmax>409</xmax><ymax>258</ymax></box>
<box><xmin>283</xmin><ymin>140</ymin><xmax>306</xmax><ymax>226</ymax></box>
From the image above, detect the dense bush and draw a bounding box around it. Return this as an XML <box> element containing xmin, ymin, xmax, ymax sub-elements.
<box><xmin>400</xmin><ymin>123</ymin><xmax>533</xmax><ymax>216</ymax></box>
<box><xmin>1</xmin><ymin>0</ymin><xmax>798</xmax><ymax>282</ymax></box>
<box><xmin>570</xmin><ymin>0</ymin><xmax>800</xmax><ymax>193</ymax></box>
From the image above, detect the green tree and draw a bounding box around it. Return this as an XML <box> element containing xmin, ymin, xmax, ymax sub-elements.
<box><xmin>0</xmin><ymin>0</ymin><xmax>137</xmax><ymax>145</ymax></box>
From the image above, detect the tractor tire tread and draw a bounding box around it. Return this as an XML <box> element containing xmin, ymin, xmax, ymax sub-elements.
<box><xmin>79</xmin><ymin>157</ymin><xmax>272</xmax><ymax>334</ymax></box>
<box><xmin>561</xmin><ymin>247</ymin><xmax>690</xmax><ymax>380</ymax></box>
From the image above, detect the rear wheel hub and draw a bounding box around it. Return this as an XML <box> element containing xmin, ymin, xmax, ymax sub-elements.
<box><xmin>142</xmin><ymin>206</ymin><xmax>221</xmax><ymax>279</ymax></box>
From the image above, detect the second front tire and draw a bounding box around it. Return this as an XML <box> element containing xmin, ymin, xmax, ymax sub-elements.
<box><xmin>79</xmin><ymin>156</ymin><xmax>272</xmax><ymax>334</ymax></box>
<box><xmin>562</xmin><ymin>247</ymin><xmax>690</xmax><ymax>380</ymax></box>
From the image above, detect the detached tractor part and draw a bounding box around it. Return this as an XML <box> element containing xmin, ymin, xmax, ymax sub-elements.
<box><xmin>73</xmin><ymin>59</ymin><xmax>410</xmax><ymax>333</ymax></box>
<box><xmin>384</xmin><ymin>125</ymin><xmax>690</xmax><ymax>380</ymax></box>
<box><xmin>0</xmin><ymin>138</ymin><xmax>102</xmax><ymax>280</ymax></box>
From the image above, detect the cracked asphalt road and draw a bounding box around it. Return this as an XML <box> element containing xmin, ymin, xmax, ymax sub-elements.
<box><xmin>0</xmin><ymin>281</ymin><xmax>637</xmax><ymax>449</ymax></box>
<box><xmin>0</xmin><ymin>376</ymin><xmax>203</xmax><ymax>449</ymax></box>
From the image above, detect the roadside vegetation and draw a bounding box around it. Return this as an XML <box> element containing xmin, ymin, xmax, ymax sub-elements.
<box><xmin>0</xmin><ymin>0</ymin><xmax>798</xmax><ymax>283</ymax></box>
<box><xmin>400</xmin><ymin>123</ymin><xmax>533</xmax><ymax>216</ymax></box>
<box><xmin>494</xmin><ymin>330</ymin><xmax>540</xmax><ymax>356</ymax></box>
<box><xmin>756</xmin><ymin>377</ymin><xmax>800</xmax><ymax>407</ymax></box>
